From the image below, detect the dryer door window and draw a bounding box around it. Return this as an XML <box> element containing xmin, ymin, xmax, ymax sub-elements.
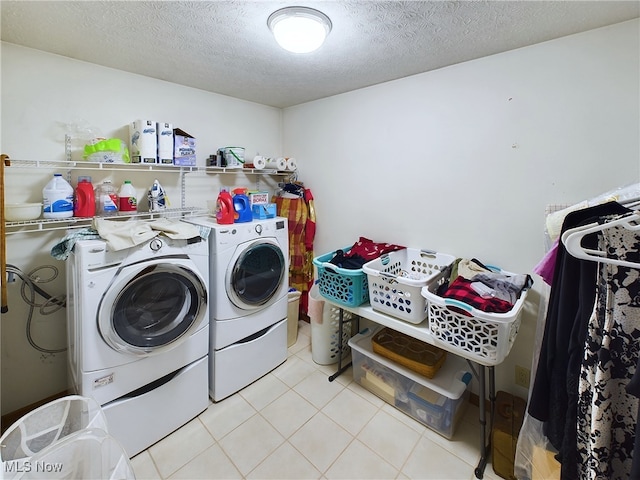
<box><xmin>229</xmin><ymin>243</ymin><xmax>285</xmax><ymax>307</ymax></box>
<box><xmin>100</xmin><ymin>263</ymin><xmax>207</xmax><ymax>355</ymax></box>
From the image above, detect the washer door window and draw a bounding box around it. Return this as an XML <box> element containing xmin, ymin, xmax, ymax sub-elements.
<box><xmin>228</xmin><ymin>242</ymin><xmax>286</xmax><ymax>309</ymax></box>
<box><xmin>99</xmin><ymin>262</ymin><xmax>207</xmax><ymax>356</ymax></box>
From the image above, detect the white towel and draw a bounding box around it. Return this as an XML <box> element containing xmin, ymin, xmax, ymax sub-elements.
<box><xmin>149</xmin><ymin>218</ymin><xmax>201</xmax><ymax>239</ymax></box>
<box><xmin>93</xmin><ymin>218</ymin><xmax>158</xmax><ymax>251</ymax></box>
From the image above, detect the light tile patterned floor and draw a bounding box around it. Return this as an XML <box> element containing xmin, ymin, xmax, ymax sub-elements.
<box><xmin>131</xmin><ymin>321</ymin><xmax>503</xmax><ymax>480</ymax></box>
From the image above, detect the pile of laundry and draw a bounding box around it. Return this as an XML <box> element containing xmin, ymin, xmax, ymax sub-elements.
<box><xmin>328</xmin><ymin>237</ymin><xmax>405</xmax><ymax>270</ymax></box>
<box><xmin>435</xmin><ymin>258</ymin><xmax>533</xmax><ymax>314</ymax></box>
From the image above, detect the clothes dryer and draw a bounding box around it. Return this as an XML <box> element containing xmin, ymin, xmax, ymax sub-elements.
<box><xmin>66</xmin><ymin>234</ymin><xmax>210</xmax><ymax>457</ymax></box>
<box><xmin>184</xmin><ymin>217</ymin><xmax>289</xmax><ymax>401</ymax></box>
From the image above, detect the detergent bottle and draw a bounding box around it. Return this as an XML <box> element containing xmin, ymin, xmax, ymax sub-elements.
<box><xmin>232</xmin><ymin>188</ymin><xmax>252</xmax><ymax>223</ymax></box>
<box><xmin>215</xmin><ymin>188</ymin><xmax>234</xmax><ymax>224</ymax></box>
<box><xmin>94</xmin><ymin>180</ymin><xmax>119</xmax><ymax>216</ymax></box>
<box><xmin>73</xmin><ymin>176</ymin><xmax>95</xmax><ymax>218</ymax></box>
<box><xmin>43</xmin><ymin>174</ymin><xmax>74</xmax><ymax>219</ymax></box>
<box><xmin>118</xmin><ymin>180</ymin><xmax>138</xmax><ymax>215</ymax></box>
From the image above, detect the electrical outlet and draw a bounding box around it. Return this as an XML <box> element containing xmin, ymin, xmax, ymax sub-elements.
<box><xmin>515</xmin><ymin>365</ymin><xmax>531</xmax><ymax>388</ymax></box>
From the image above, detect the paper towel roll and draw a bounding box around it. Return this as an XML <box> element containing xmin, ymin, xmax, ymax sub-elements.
<box><xmin>285</xmin><ymin>157</ymin><xmax>297</xmax><ymax>171</ymax></box>
<box><xmin>251</xmin><ymin>155</ymin><xmax>266</xmax><ymax>170</ymax></box>
<box><xmin>265</xmin><ymin>157</ymin><xmax>286</xmax><ymax>170</ymax></box>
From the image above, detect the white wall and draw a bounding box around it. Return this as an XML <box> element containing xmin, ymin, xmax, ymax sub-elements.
<box><xmin>0</xmin><ymin>43</ymin><xmax>283</xmax><ymax>414</ymax></box>
<box><xmin>283</xmin><ymin>19</ymin><xmax>640</xmax><ymax>398</ymax></box>
<box><xmin>1</xmin><ymin>18</ymin><xmax>638</xmax><ymax>414</ymax></box>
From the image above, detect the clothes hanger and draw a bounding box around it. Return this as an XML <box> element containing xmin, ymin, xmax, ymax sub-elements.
<box><xmin>561</xmin><ymin>211</ymin><xmax>640</xmax><ymax>268</ymax></box>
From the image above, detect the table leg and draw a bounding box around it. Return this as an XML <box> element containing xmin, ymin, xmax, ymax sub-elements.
<box><xmin>328</xmin><ymin>309</ymin><xmax>359</xmax><ymax>382</ymax></box>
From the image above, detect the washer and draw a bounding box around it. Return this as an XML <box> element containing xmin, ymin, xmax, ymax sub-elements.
<box><xmin>66</xmin><ymin>234</ymin><xmax>210</xmax><ymax>457</ymax></box>
<box><xmin>185</xmin><ymin>216</ymin><xmax>289</xmax><ymax>401</ymax></box>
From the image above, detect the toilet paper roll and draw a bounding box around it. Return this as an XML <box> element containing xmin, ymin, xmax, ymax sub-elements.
<box><xmin>265</xmin><ymin>157</ymin><xmax>286</xmax><ymax>170</ymax></box>
<box><xmin>251</xmin><ymin>155</ymin><xmax>266</xmax><ymax>170</ymax></box>
<box><xmin>285</xmin><ymin>157</ymin><xmax>297</xmax><ymax>171</ymax></box>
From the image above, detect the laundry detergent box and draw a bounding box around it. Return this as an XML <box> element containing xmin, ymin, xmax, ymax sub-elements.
<box><xmin>249</xmin><ymin>191</ymin><xmax>269</xmax><ymax>206</ymax></box>
<box><xmin>129</xmin><ymin>120</ymin><xmax>158</xmax><ymax>164</ymax></box>
<box><xmin>252</xmin><ymin>203</ymin><xmax>276</xmax><ymax>219</ymax></box>
<box><xmin>157</xmin><ymin>122</ymin><xmax>174</xmax><ymax>165</ymax></box>
<box><xmin>173</xmin><ymin>128</ymin><xmax>196</xmax><ymax>166</ymax></box>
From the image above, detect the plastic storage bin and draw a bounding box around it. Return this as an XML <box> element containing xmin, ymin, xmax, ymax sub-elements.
<box><xmin>363</xmin><ymin>249</ymin><xmax>455</xmax><ymax>324</ymax></box>
<box><xmin>349</xmin><ymin>327</ymin><xmax>471</xmax><ymax>439</ymax></box>
<box><xmin>421</xmin><ymin>269</ymin><xmax>530</xmax><ymax>366</ymax></box>
<box><xmin>313</xmin><ymin>246</ymin><xmax>369</xmax><ymax>307</ymax></box>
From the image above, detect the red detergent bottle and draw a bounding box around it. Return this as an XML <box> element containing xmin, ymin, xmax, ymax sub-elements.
<box><xmin>73</xmin><ymin>176</ymin><xmax>96</xmax><ymax>217</ymax></box>
<box><xmin>216</xmin><ymin>189</ymin><xmax>235</xmax><ymax>224</ymax></box>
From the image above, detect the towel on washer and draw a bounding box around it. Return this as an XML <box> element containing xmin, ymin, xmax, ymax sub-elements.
<box><xmin>50</xmin><ymin>228</ymin><xmax>102</xmax><ymax>260</ymax></box>
<box><xmin>93</xmin><ymin>218</ymin><xmax>158</xmax><ymax>251</ymax></box>
<box><xmin>149</xmin><ymin>218</ymin><xmax>201</xmax><ymax>239</ymax></box>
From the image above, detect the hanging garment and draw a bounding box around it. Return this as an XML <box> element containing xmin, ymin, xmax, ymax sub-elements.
<box><xmin>527</xmin><ymin>201</ymin><xmax>630</xmax><ymax>479</ymax></box>
<box><xmin>576</xmin><ymin>223</ymin><xmax>640</xmax><ymax>480</ymax></box>
<box><xmin>276</xmin><ymin>188</ymin><xmax>316</xmax><ymax>318</ymax></box>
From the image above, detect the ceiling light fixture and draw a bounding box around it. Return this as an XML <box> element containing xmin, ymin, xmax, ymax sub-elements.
<box><xmin>267</xmin><ymin>6</ymin><xmax>332</xmax><ymax>54</ymax></box>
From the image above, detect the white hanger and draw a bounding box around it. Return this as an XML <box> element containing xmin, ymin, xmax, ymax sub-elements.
<box><xmin>561</xmin><ymin>211</ymin><xmax>640</xmax><ymax>268</ymax></box>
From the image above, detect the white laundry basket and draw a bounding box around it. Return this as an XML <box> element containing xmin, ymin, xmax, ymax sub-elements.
<box><xmin>0</xmin><ymin>395</ymin><xmax>132</xmax><ymax>480</ymax></box>
<box><xmin>13</xmin><ymin>428</ymin><xmax>134</xmax><ymax>480</ymax></box>
<box><xmin>309</xmin><ymin>284</ymin><xmax>355</xmax><ymax>365</ymax></box>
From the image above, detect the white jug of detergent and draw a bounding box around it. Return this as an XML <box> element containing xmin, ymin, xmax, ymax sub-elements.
<box><xmin>118</xmin><ymin>180</ymin><xmax>137</xmax><ymax>215</ymax></box>
<box><xmin>43</xmin><ymin>174</ymin><xmax>74</xmax><ymax>219</ymax></box>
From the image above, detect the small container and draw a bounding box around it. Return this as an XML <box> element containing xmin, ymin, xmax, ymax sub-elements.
<box><xmin>118</xmin><ymin>180</ymin><xmax>137</xmax><ymax>215</ymax></box>
<box><xmin>43</xmin><ymin>174</ymin><xmax>74</xmax><ymax>219</ymax></box>
<box><xmin>94</xmin><ymin>180</ymin><xmax>118</xmax><ymax>216</ymax></box>
<box><xmin>74</xmin><ymin>176</ymin><xmax>95</xmax><ymax>218</ymax></box>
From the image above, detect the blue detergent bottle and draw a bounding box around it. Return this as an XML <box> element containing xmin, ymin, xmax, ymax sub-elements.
<box><xmin>232</xmin><ymin>188</ymin><xmax>252</xmax><ymax>223</ymax></box>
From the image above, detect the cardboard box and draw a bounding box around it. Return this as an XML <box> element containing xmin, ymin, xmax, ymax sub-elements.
<box><xmin>130</xmin><ymin>120</ymin><xmax>158</xmax><ymax>164</ymax></box>
<box><xmin>173</xmin><ymin>128</ymin><xmax>196</xmax><ymax>166</ymax></box>
<box><xmin>249</xmin><ymin>191</ymin><xmax>269</xmax><ymax>206</ymax></box>
<box><xmin>157</xmin><ymin>122</ymin><xmax>174</xmax><ymax>165</ymax></box>
<box><xmin>252</xmin><ymin>203</ymin><xmax>276</xmax><ymax>220</ymax></box>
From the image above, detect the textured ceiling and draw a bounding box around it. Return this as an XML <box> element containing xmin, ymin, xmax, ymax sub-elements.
<box><xmin>1</xmin><ymin>1</ymin><xmax>638</xmax><ymax>108</ymax></box>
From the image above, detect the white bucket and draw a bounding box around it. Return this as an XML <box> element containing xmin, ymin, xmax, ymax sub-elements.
<box><xmin>222</xmin><ymin>147</ymin><xmax>244</xmax><ymax>169</ymax></box>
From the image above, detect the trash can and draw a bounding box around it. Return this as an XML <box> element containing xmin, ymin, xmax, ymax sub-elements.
<box><xmin>309</xmin><ymin>284</ymin><xmax>355</xmax><ymax>365</ymax></box>
<box><xmin>287</xmin><ymin>289</ymin><xmax>302</xmax><ymax>347</ymax></box>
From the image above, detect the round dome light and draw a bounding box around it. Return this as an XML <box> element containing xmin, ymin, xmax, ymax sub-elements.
<box><xmin>268</xmin><ymin>7</ymin><xmax>332</xmax><ymax>54</ymax></box>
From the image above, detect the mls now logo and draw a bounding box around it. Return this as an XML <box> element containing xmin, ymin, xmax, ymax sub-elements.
<box><xmin>4</xmin><ymin>461</ymin><xmax>64</xmax><ymax>474</ymax></box>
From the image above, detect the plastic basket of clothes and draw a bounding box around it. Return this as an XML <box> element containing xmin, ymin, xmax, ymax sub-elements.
<box><xmin>421</xmin><ymin>259</ymin><xmax>533</xmax><ymax>366</ymax></box>
<box><xmin>363</xmin><ymin>248</ymin><xmax>456</xmax><ymax>324</ymax></box>
<box><xmin>313</xmin><ymin>246</ymin><xmax>369</xmax><ymax>307</ymax></box>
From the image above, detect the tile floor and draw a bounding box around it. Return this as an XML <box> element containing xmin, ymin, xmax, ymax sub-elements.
<box><xmin>131</xmin><ymin>321</ymin><xmax>503</xmax><ymax>480</ymax></box>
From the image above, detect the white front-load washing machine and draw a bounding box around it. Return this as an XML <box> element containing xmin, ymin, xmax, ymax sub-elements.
<box><xmin>184</xmin><ymin>216</ymin><xmax>289</xmax><ymax>401</ymax></box>
<box><xmin>66</xmin><ymin>234</ymin><xmax>210</xmax><ymax>457</ymax></box>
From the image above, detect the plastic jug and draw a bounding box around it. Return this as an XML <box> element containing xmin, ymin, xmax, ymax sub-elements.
<box><xmin>43</xmin><ymin>174</ymin><xmax>74</xmax><ymax>219</ymax></box>
<box><xmin>95</xmin><ymin>180</ymin><xmax>119</xmax><ymax>216</ymax></box>
<box><xmin>215</xmin><ymin>189</ymin><xmax>235</xmax><ymax>224</ymax></box>
<box><xmin>147</xmin><ymin>179</ymin><xmax>167</xmax><ymax>211</ymax></box>
<box><xmin>118</xmin><ymin>180</ymin><xmax>138</xmax><ymax>215</ymax></box>
<box><xmin>232</xmin><ymin>188</ymin><xmax>252</xmax><ymax>223</ymax></box>
<box><xmin>73</xmin><ymin>176</ymin><xmax>95</xmax><ymax>218</ymax></box>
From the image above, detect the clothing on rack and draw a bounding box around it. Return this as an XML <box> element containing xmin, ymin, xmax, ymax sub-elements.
<box><xmin>575</xmin><ymin>222</ymin><xmax>640</xmax><ymax>479</ymax></box>
<box><xmin>526</xmin><ymin>201</ymin><xmax>633</xmax><ymax>479</ymax></box>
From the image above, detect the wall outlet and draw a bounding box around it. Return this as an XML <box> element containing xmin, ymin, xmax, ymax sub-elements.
<box><xmin>515</xmin><ymin>365</ymin><xmax>531</xmax><ymax>388</ymax></box>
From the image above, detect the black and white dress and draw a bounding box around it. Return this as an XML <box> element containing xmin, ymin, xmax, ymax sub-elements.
<box><xmin>576</xmin><ymin>222</ymin><xmax>640</xmax><ymax>479</ymax></box>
